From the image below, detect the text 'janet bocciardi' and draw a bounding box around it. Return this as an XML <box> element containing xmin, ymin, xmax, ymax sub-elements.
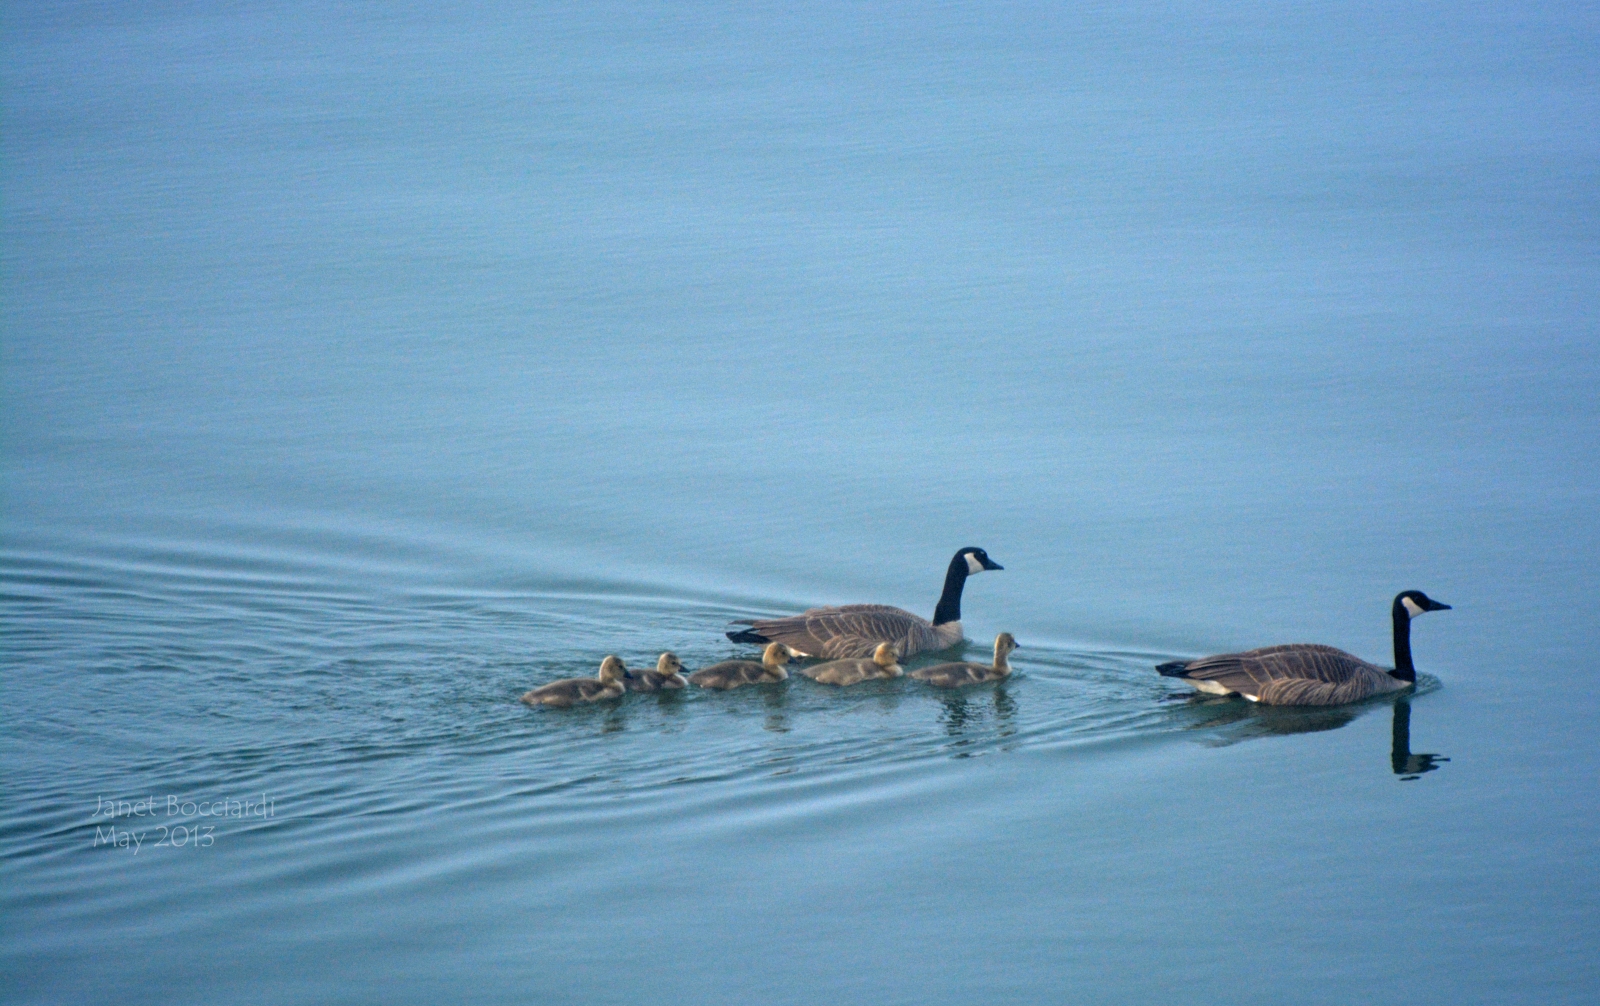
<box><xmin>90</xmin><ymin>794</ymin><xmax>277</xmax><ymax>854</ymax></box>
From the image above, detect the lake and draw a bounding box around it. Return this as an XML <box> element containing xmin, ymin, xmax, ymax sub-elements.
<box><xmin>3</xmin><ymin>3</ymin><xmax>1597</xmax><ymax>1003</ymax></box>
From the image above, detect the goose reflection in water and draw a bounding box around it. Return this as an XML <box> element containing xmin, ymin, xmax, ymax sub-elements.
<box><xmin>1391</xmin><ymin>698</ymin><xmax>1449</xmax><ymax>780</ymax></box>
<box><xmin>1172</xmin><ymin>690</ymin><xmax>1448</xmax><ymax>780</ymax></box>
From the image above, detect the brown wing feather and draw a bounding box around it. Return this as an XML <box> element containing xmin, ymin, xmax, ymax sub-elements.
<box><xmin>747</xmin><ymin>605</ymin><xmax>937</xmax><ymax>658</ymax></box>
<box><xmin>1255</xmin><ymin>674</ymin><xmax>1387</xmax><ymax>706</ymax></box>
<box><xmin>1179</xmin><ymin>644</ymin><xmax>1396</xmax><ymax>706</ymax></box>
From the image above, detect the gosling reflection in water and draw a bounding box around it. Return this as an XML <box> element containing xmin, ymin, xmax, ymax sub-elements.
<box><xmin>938</xmin><ymin>685</ymin><xmax>1018</xmax><ymax>755</ymax></box>
<box><xmin>762</xmin><ymin>681</ymin><xmax>791</xmax><ymax>734</ymax></box>
<box><xmin>993</xmin><ymin>687</ymin><xmax>1017</xmax><ymax>735</ymax></box>
<box><xmin>941</xmin><ymin>692</ymin><xmax>972</xmax><ymax>736</ymax></box>
<box><xmin>1391</xmin><ymin>699</ymin><xmax>1449</xmax><ymax>780</ymax></box>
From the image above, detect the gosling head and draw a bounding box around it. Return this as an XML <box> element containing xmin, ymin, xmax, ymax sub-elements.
<box><xmin>655</xmin><ymin>652</ymin><xmax>683</xmax><ymax>675</ymax></box>
<box><xmin>761</xmin><ymin>642</ymin><xmax>791</xmax><ymax>667</ymax></box>
<box><xmin>1395</xmin><ymin>590</ymin><xmax>1452</xmax><ymax>620</ymax></box>
<box><xmin>994</xmin><ymin>632</ymin><xmax>1018</xmax><ymax>662</ymax></box>
<box><xmin>958</xmin><ymin>546</ymin><xmax>1003</xmax><ymax>576</ymax></box>
<box><xmin>871</xmin><ymin>642</ymin><xmax>901</xmax><ymax>669</ymax></box>
<box><xmin>597</xmin><ymin>655</ymin><xmax>626</xmax><ymax>684</ymax></box>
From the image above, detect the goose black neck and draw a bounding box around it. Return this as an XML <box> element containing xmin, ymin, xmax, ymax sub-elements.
<box><xmin>932</xmin><ymin>556</ymin><xmax>968</xmax><ymax>626</ymax></box>
<box><xmin>1390</xmin><ymin>600</ymin><xmax>1415</xmax><ymax>682</ymax></box>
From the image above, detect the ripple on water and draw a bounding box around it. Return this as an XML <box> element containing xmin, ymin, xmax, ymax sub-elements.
<box><xmin>2</xmin><ymin>529</ymin><xmax>1426</xmax><ymax>882</ymax></box>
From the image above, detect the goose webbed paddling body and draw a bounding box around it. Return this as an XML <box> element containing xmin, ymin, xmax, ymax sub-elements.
<box><xmin>626</xmin><ymin>653</ymin><xmax>688</xmax><ymax>692</ymax></box>
<box><xmin>910</xmin><ymin>633</ymin><xmax>1017</xmax><ymax>688</ymax></box>
<box><xmin>1156</xmin><ymin>591</ymin><xmax>1451</xmax><ymax>706</ymax></box>
<box><xmin>725</xmin><ymin>547</ymin><xmax>1002</xmax><ymax>659</ymax></box>
<box><xmin>522</xmin><ymin>656</ymin><xmax>628</xmax><ymax>707</ymax></box>
<box><xmin>801</xmin><ymin>642</ymin><xmax>903</xmax><ymax>686</ymax></box>
<box><xmin>688</xmin><ymin>643</ymin><xmax>790</xmax><ymax>690</ymax></box>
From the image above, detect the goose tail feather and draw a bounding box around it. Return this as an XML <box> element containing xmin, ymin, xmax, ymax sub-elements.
<box><xmin>726</xmin><ymin>625</ymin><xmax>770</xmax><ymax>645</ymax></box>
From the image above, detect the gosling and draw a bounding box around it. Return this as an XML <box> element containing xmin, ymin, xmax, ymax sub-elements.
<box><xmin>801</xmin><ymin>642</ymin><xmax>903</xmax><ymax>686</ymax></box>
<box><xmin>688</xmin><ymin>642</ymin><xmax>791</xmax><ymax>690</ymax></box>
<box><xmin>626</xmin><ymin>652</ymin><xmax>688</xmax><ymax>692</ymax></box>
<box><xmin>521</xmin><ymin>656</ymin><xmax>627</xmax><ymax>707</ymax></box>
<box><xmin>909</xmin><ymin>633</ymin><xmax>1017</xmax><ymax>688</ymax></box>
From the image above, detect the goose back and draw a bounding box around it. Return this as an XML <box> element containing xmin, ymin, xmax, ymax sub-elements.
<box><xmin>725</xmin><ymin>547</ymin><xmax>1000</xmax><ymax>658</ymax></box>
<box><xmin>1167</xmin><ymin>644</ymin><xmax>1406</xmax><ymax>706</ymax></box>
<box><xmin>737</xmin><ymin>605</ymin><xmax>957</xmax><ymax>659</ymax></box>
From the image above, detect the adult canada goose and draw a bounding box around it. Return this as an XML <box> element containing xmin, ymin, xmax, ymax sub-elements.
<box><xmin>725</xmin><ymin>547</ymin><xmax>1003</xmax><ymax>659</ymax></box>
<box><xmin>625</xmin><ymin>652</ymin><xmax>688</xmax><ymax>692</ymax></box>
<box><xmin>801</xmin><ymin>642</ymin><xmax>903</xmax><ymax>687</ymax></box>
<box><xmin>688</xmin><ymin>643</ymin><xmax>791</xmax><ymax>690</ymax></box>
<box><xmin>521</xmin><ymin>655</ymin><xmax>628</xmax><ymax>707</ymax></box>
<box><xmin>910</xmin><ymin>633</ymin><xmax>1017</xmax><ymax>689</ymax></box>
<box><xmin>1156</xmin><ymin>590</ymin><xmax>1452</xmax><ymax>706</ymax></box>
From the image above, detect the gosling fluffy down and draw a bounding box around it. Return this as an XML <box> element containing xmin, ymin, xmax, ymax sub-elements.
<box><xmin>521</xmin><ymin>655</ymin><xmax>627</xmax><ymax>707</ymax></box>
<box><xmin>801</xmin><ymin>642</ymin><xmax>903</xmax><ymax>686</ymax></box>
<box><xmin>910</xmin><ymin>633</ymin><xmax>1017</xmax><ymax>688</ymax></box>
<box><xmin>689</xmin><ymin>643</ymin><xmax>791</xmax><ymax>690</ymax></box>
<box><xmin>626</xmin><ymin>652</ymin><xmax>688</xmax><ymax>692</ymax></box>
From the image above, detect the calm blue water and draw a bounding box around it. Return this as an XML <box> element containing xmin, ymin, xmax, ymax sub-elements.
<box><xmin>4</xmin><ymin>3</ymin><xmax>1598</xmax><ymax>1003</ymax></box>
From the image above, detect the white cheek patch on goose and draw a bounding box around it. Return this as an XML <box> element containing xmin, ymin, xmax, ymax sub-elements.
<box><xmin>1402</xmin><ymin>597</ymin><xmax>1425</xmax><ymax>618</ymax></box>
<box><xmin>965</xmin><ymin>553</ymin><xmax>984</xmax><ymax>575</ymax></box>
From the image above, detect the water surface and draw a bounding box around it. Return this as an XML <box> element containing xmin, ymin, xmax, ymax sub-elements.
<box><xmin>4</xmin><ymin>3</ymin><xmax>1598</xmax><ymax>1003</ymax></box>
